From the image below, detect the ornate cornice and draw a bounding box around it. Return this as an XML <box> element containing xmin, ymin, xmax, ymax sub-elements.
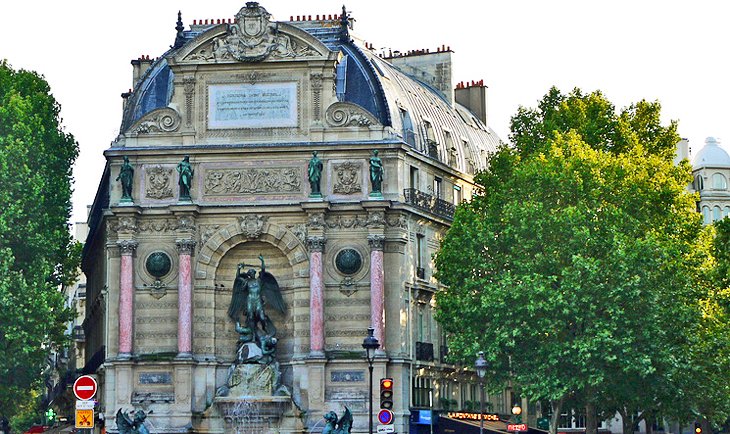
<box><xmin>306</xmin><ymin>236</ymin><xmax>326</xmax><ymax>253</ymax></box>
<box><xmin>367</xmin><ymin>234</ymin><xmax>385</xmax><ymax>251</ymax></box>
<box><xmin>117</xmin><ymin>240</ymin><xmax>139</xmax><ymax>255</ymax></box>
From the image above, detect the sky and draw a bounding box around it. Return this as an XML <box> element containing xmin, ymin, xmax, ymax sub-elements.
<box><xmin>1</xmin><ymin>1</ymin><xmax>729</xmax><ymax>224</ymax></box>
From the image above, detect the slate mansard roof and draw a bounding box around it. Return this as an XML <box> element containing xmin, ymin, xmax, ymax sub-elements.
<box><xmin>119</xmin><ymin>5</ymin><xmax>501</xmax><ymax>173</ymax></box>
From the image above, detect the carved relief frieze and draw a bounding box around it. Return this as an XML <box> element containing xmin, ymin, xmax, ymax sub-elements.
<box><xmin>184</xmin><ymin>3</ymin><xmax>319</xmax><ymax>63</ymax></box>
<box><xmin>332</xmin><ymin>162</ymin><xmax>362</xmax><ymax>195</ymax></box>
<box><xmin>145</xmin><ymin>165</ymin><xmax>174</xmax><ymax>199</ymax></box>
<box><xmin>325</xmin><ymin>215</ymin><xmax>366</xmax><ymax>229</ymax></box>
<box><xmin>365</xmin><ymin>211</ymin><xmax>385</xmax><ymax>228</ymax></box>
<box><xmin>307</xmin><ymin>212</ymin><xmax>325</xmax><ymax>229</ymax></box>
<box><xmin>204</xmin><ymin>167</ymin><xmax>301</xmax><ymax>195</ymax></box>
<box><xmin>386</xmin><ymin>214</ymin><xmax>408</xmax><ymax>229</ymax></box>
<box><xmin>238</xmin><ymin>214</ymin><xmax>268</xmax><ymax>239</ymax></box>
<box><xmin>134</xmin><ymin>218</ymin><xmax>195</xmax><ymax>233</ymax></box>
<box><xmin>108</xmin><ymin>216</ymin><xmax>138</xmax><ymax>233</ymax></box>
<box><xmin>325</xmin><ymin>102</ymin><xmax>378</xmax><ymax>127</ymax></box>
<box><xmin>129</xmin><ymin>108</ymin><xmax>181</xmax><ymax>135</ymax></box>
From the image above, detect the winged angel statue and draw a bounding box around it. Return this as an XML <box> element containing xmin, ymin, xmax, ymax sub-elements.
<box><xmin>116</xmin><ymin>409</ymin><xmax>149</xmax><ymax>434</ymax></box>
<box><xmin>323</xmin><ymin>407</ymin><xmax>353</xmax><ymax>434</ymax></box>
<box><xmin>227</xmin><ymin>254</ymin><xmax>286</xmax><ymax>360</ymax></box>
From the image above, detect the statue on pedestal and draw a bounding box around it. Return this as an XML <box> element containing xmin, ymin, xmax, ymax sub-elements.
<box><xmin>177</xmin><ymin>155</ymin><xmax>193</xmax><ymax>200</ymax></box>
<box><xmin>116</xmin><ymin>156</ymin><xmax>134</xmax><ymax>202</ymax></box>
<box><xmin>369</xmin><ymin>149</ymin><xmax>383</xmax><ymax>196</ymax></box>
<box><xmin>308</xmin><ymin>150</ymin><xmax>323</xmax><ymax>197</ymax></box>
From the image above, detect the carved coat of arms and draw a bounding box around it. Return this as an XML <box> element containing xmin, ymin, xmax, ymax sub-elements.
<box><xmin>333</xmin><ymin>162</ymin><xmax>362</xmax><ymax>194</ymax></box>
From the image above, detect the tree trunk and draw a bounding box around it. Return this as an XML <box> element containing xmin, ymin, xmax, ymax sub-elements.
<box><xmin>585</xmin><ymin>402</ymin><xmax>597</xmax><ymax>434</ymax></box>
<box><xmin>618</xmin><ymin>407</ymin><xmax>633</xmax><ymax>434</ymax></box>
<box><xmin>645</xmin><ymin>414</ymin><xmax>654</xmax><ymax>434</ymax></box>
<box><xmin>549</xmin><ymin>397</ymin><xmax>566</xmax><ymax>434</ymax></box>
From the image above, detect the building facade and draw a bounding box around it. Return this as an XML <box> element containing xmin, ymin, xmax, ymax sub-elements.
<box><xmin>80</xmin><ymin>3</ymin><xmax>503</xmax><ymax>432</ymax></box>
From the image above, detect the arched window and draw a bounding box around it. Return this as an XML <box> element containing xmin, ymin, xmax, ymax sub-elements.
<box><xmin>400</xmin><ymin>109</ymin><xmax>415</xmax><ymax>146</ymax></box>
<box><xmin>724</xmin><ymin>206</ymin><xmax>730</xmax><ymax>218</ymax></box>
<box><xmin>714</xmin><ymin>206</ymin><xmax>722</xmax><ymax>221</ymax></box>
<box><xmin>712</xmin><ymin>173</ymin><xmax>727</xmax><ymax>190</ymax></box>
<box><xmin>695</xmin><ymin>175</ymin><xmax>704</xmax><ymax>191</ymax></box>
<box><xmin>703</xmin><ymin>206</ymin><xmax>711</xmax><ymax>224</ymax></box>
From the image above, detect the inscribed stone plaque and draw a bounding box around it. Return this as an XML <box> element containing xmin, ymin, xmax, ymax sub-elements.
<box><xmin>139</xmin><ymin>372</ymin><xmax>172</xmax><ymax>385</ymax></box>
<box><xmin>331</xmin><ymin>370</ymin><xmax>365</xmax><ymax>382</ymax></box>
<box><xmin>208</xmin><ymin>83</ymin><xmax>298</xmax><ymax>129</ymax></box>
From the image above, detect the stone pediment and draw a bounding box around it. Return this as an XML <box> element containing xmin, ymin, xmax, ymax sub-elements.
<box><xmin>173</xmin><ymin>2</ymin><xmax>333</xmax><ymax>64</ymax></box>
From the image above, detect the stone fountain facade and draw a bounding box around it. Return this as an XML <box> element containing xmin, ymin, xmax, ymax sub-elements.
<box><xmin>79</xmin><ymin>2</ymin><xmax>501</xmax><ymax>433</ymax></box>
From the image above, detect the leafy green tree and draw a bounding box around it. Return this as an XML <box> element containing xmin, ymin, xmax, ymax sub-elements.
<box><xmin>435</xmin><ymin>87</ymin><xmax>713</xmax><ymax>434</ymax></box>
<box><xmin>0</xmin><ymin>61</ymin><xmax>79</xmax><ymax>420</ymax></box>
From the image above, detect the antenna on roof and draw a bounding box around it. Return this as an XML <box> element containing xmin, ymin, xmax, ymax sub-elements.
<box><xmin>173</xmin><ymin>11</ymin><xmax>185</xmax><ymax>49</ymax></box>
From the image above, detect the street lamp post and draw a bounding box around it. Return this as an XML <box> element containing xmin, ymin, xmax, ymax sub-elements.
<box><xmin>474</xmin><ymin>351</ymin><xmax>487</xmax><ymax>434</ymax></box>
<box><xmin>475</xmin><ymin>351</ymin><xmax>488</xmax><ymax>434</ymax></box>
<box><xmin>362</xmin><ymin>327</ymin><xmax>380</xmax><ymax>434</ymax></box>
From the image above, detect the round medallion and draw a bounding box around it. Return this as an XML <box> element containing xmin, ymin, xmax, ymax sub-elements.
<box><xmin>145</xmin><ymin>251</ymin><xmax>172</xmax><ymax>278</ymax></box>
<box><xmin>335</xmin><ymin>248</ymin><xmax>363</xmax><ymax>275</ymax></box>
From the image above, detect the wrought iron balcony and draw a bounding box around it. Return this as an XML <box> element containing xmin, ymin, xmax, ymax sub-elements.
<box><xmin>404</xmin><ymin>188</ymin><xmax>455</xmax><ymax>220</ymax></box>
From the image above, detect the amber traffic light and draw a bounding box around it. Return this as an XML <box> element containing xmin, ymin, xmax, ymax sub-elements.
<box><xmin>380</xmin><ymin>378</ymin><xmax>394</xmax><ymax>409</ymax></box>
<box><xmin>695</xmin><ymin>423</ymin><xmax>702</xmax><ymax>434</ymax></box>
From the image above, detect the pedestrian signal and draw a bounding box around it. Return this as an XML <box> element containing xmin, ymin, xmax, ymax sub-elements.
<box><xmin>380</xmin><ymin>378</ymin><xmax>394</xmax><ymax>409</ymax></box>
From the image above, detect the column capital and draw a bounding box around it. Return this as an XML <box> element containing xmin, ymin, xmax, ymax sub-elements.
<box><xmin>367</xmin><ymin>234</ymin><xmax>385</xmax><ymax>251</ymax></box>
<box><xmin>117</xmin><ymin>239</ymin><xmax>138</xmax><ymax>255</ymax></box>
<box><xmin>176</xmin><ymin>239</ymin><xmax>197</xmax><ymax>254</ymax></box>
<box><xmin>306</xmin><ymin>236</ymin><xmax>326</xmax><ymax>252</ymax></box>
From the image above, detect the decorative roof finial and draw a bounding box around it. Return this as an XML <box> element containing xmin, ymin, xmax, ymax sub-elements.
<box><xmin>339</xmin><ymin>5</ymin><xmax>350</xmax><ymax>42</ymax></box>
<box><xmin>174</xmin><ymin>10</ymin><xmax>185</xmax><ymax>49</ymax></box>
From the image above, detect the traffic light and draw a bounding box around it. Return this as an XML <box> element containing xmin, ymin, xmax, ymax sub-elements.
<box><xmin>380</xmin><ymin>378</ymin><xmax>394</xmax><ymax>409</ymax></box>
<box><xmin>695</xmin><ymin>423</ymin><xmax>702</xmax><ymax>434</ymax></box>
<box><xmin>45</xmin><ymin>408</ymin><xmax>56</xmax><ymax>423</ymax></box>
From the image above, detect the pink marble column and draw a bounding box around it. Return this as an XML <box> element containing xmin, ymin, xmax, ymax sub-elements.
<box><xmin>307</xmin><ymin>236</ymin><xmax>326</xmax><ymax>356</ymax></box>
<box><xmin>117</xmin><ymin>240</ymin><xmax>138</xmax><ymax>357</ymax></box>
<box><xmin>368</xmin><ymin>234</ymin><xmax>385</xmax><ymax>349</ymax></box>
<box><xmin>176</xmin><ymin>239</ymin><xmax>196</xmax><ymax>357</ymax></box>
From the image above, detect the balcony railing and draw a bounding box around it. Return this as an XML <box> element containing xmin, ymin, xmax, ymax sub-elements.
<box><xmin>404</xmin><ymin>188</ymin><xmax>455</xmax><ymax>220</ymax></box>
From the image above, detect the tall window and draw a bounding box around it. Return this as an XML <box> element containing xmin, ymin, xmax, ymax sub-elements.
<box><xmin>714</xmin><ymin>206</ymin><xmax>722</xmax><ymax>221</ymax></box>
<box><xmin>724</xmin><ymin>206</ymin><xmax>730</xmax><ymax>218</ymax></box>
<box><xmin>410</xmin><ymin>166</ymin><xmax>419</xmax><ymax>190</ymax></box>
<box><xmin>335</xmin><ymin>55</ymin><xmax>348</xmax><ymax>100</ymax></box>
<box><xmin>453</xmin><ymin>185</ymin><xmax>462</xmax><ymax>205</ymax></box>
<box><xmin>412</xmin><ymin>376</ymin><xmax>433</xmax><ymax>408</ymax></box>
<box><xmin>416</xmin><ymin>233</ymin><xmax>425</xmax><ymax>274</ymax></box>
<box><xmin>400</xmin><ymin>109</ymin><xmax>415</xmax><ymax>146</ymax></box>
<box><xmin>713</xmin><ymin>173</ymin><xmax>727</xmax><ymax>190</ymax></box>
<box><xmin>433</xmin><ymin>177</ymin><xmax>443</xmax><ymax>199</ymax></box>
<box><xmin>703</xmin><ymin>206</ymin><xmax>711</xmax><ymax>224</ymax></box>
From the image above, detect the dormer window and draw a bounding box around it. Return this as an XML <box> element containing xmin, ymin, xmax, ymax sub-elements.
<box><xmin>400</xmin><ymin>109</ymin><xmax>416</xmax><ymax>146</ymax></box>
<box><xmin>335</xmin><ymin>55</ymin><xmax>348</xmax><ymax>100</ymax></box>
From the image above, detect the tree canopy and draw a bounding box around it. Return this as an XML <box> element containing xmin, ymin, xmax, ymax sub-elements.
<box><xmin>0</xmin><ymin>60</ymin><xmax>79</xmax><ymax>420</ymax></box>
<box><xmin>435</xmin><ymin>87</ymin><xmax>727</xmax><ymax>433</ymax></box>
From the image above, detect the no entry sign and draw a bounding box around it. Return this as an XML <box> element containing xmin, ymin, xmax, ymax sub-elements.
<box><xmin>73</xmin><ymin>375</ymin><xmax>97</xmax><ymax>400</ymax></box>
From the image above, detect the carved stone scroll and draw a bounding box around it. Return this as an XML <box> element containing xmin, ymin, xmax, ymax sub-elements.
<box><xmin>325</xmin><ymin>102</ymin><xmax>378</xmax><ymax>127</ymax></box>
<box><xmin>128</xmin><ymin>107</ymin><xmax>181</xmax><ymax>135</ymax></box>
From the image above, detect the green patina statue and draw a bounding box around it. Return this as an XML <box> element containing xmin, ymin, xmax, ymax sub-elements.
<box><xmin>308</xmin><ymin>150</ymin><xmax>323</xmax><ymax>197</ymax></box>
<box><xmin>323</xmin><ymin>407</ymin><xmax>353</xmax><ymax>434</ymax></box>
<box><xmin>177</xmin><ymin>155</ymin><xmax>193</xmax><ymax>200</ymax></box>
<box><xmin>228</xmin><ymin>255</ymin><xmax>286</xmax><ymax>356</ymax></box>
<box><xmin>116</xmin><ymin>156</ymin><xmax>134</xmax><ymax>202</ymax></box>
<box><xmin>369</xmin><ymin>149</ymin><xmax>383</xmax><ymax>196</ymax></box>
<box><xmin>116</xmin><ymin>409</ymin><xmax>149</xmax><ymax>434</ymax></box>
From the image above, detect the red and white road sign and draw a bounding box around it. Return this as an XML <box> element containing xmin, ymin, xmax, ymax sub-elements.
<box><xmin>73</xmin><ymin>375</ymin><xmax>97</xmax><ymax>401</ymax></box>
